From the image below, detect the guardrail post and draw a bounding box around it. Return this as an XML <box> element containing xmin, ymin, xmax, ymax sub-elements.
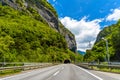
<box><xmin>0</xmin><ymin>62</ymin><xmax>5</xmax><ymax>74</ymax></box>
<box><xmin>22</xmin><ymin>63</ymin><xmax>25</xmax><ymax>71</ymax></box>
<box><xmin>14</xmin><ymin>63</ymin><xmax>16</xmax><ymax>72</ymax></box>
<box><xmin>2</xmin><ymin>62</ymin><xmax>5</xmax><ymax>67</ymax></box>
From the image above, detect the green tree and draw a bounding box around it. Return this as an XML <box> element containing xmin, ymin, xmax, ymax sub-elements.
<box><xmin>112</xmin><ymin>26</ymin><xmax>120</xmax><ymax>60</ymax></box>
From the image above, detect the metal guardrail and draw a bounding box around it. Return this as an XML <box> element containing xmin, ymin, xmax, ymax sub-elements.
<box><xmin>77</xmin><ymin>62</ymin><xmax>120</xmax><ymax>69</ymax></box>
<box><xmin>77</xmin><ymin>63</ymin><xmax>90</xmax><ymax>69</ymax></box>
<box><xmin>89</xmin><ymin>64</ymin><xmax>120</xmax><ymax>69</ymax></box>
<box><xmin>0</xmin><ymin>62</ymin><xmax>55</xmax><ymax>72</ymax></box>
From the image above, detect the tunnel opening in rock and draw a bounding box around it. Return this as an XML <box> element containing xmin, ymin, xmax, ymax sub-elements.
<box><xmin>64</xmin><ymin>59</ymin><xmax>71</xmax><ymax>64</ymax></box>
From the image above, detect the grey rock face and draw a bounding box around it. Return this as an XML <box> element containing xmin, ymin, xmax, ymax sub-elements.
<box><xmin>1</xmin><ymin>0</ymin><xmax>77</xmax><ymax>52</ymax></box>
<box><xmin>65</xmin><ymin>33</ymin><xmax>77</xmax><ymax>52</ymax></box>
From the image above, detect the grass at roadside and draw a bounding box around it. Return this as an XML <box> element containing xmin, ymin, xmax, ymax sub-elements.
<box><xmin>91</xmin><ymin>66</ymin><xmax>120</xmax><ymax>74</ymax></box>
<box><xmin>0</xmin><ymin>70</ymin><xmax>21</xmax><ymax>77</ymax></box>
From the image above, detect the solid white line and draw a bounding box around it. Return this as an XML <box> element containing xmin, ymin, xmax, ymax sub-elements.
<box><xmin>75</xmin><ymin>65</ymin><xmax>103</xmax><ymax>80</ymax></box>
<box><xmin>53</xmin><ymin>70</ymin><xmax>60</xmax><ymax>76</ymax></box>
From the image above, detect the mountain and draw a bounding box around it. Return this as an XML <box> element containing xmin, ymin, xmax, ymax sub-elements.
<box><xmin>77</xmin><ymin>50</ymin><xmax>85</xmax><ymax>55</ymax></box>
<box><xmin>84</xmin><ymin>20</ymin><xmax>120</xmax><ymax>62</ymax></box>
<box><xmin>0</xmin><ymin>0</ymin><xmax>76</xmax><ymax>52</ymax></box>
<box><xmin>0</xmin><ymin>0</ymin><xmax>78</xmax><ymax>62</ymax></box>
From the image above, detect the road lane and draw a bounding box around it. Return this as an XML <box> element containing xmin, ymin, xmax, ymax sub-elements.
<box><xmin>47</xmin><ymin>64</ymin><xmax>102</xmax><ymax>80</ymax></box>
<box><xmin>0</xmin><ymin>65</ymin><xmax>62</xmax><ymax>80</ymax></box>
<box><xmin>0</xmin><ymin>64</ymin><xmax>120</xmax><ymax>80</ymax></box>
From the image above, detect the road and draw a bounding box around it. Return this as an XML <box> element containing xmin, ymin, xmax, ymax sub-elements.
<box><xmin>0</xmin><ymin>64</ymin><xmax>120</xmax><ymax>80</ymax></box>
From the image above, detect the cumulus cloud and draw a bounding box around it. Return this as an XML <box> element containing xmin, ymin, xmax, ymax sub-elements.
<box><xmin>60</xmin><ymin>16</ymin><xmax>101</xmax><ymax>51</ymax></box>
<box><xmin>106</xmin><ymin>8</ymin><xmax>120</xmax><ymax>21</ymax></box>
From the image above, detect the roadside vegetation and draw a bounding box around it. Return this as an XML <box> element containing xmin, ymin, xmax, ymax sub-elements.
<box><xmin>83</xmin><ymin>20</ymin><xmax>120</xmax><ymax>73</ymax></box>
<box><xmin>84</xmin><ymin>20</ymin><xmax>120</xmax><ymax>62</ymax></box>
<box><xmin>0</xmin><ymin>70</ymin><xmax>21</xmax><ymax>77</ymax></box>
<box><xmin>90</xmin><ymin>66</ymin><xmax>120</xmax><ymax>74</ymax></box>
<box><xmin>40</xmin><ymin>0</ymin><xmax>58</xmax><ymax>17</ymax></box>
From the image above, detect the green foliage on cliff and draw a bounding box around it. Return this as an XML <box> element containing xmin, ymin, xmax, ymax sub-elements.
<box><xmin>24</xmin><ymin>0</ymin><xmax>58</xmax><ymax>17</ymax></box>
<box><xmin>0</xmin><ymin>5</ymin><xmax>82</xmax><ymax>62</ymax></box>
<box><xmin>40</xmin><ymin>0</ymin><xmax>58</xmax><ymax>17</ymax></box>
<box><xmin>84</xmin><ymin>21</ymin><xmax>120</xmax><ymax>62</ymax></box>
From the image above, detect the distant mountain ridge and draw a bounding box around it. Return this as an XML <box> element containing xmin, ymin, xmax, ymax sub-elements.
<box><xmin>77</xmin><ymin>50</ymin><xmax>86</xmax><ymax>55</ymax></box>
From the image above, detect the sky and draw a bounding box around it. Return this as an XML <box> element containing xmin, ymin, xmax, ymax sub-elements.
<box><xmin>47</xmin><ymin>0</ymin><xmax>120</xmax><ymax>52</ymax></box>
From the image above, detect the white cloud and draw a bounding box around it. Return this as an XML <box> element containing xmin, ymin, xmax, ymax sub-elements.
<box><xmin>106</xmin><ymin>8</ymin><xmax>120</xmax><ymax>21</ymax></box>
<box><xmin>60</xmin><ymin>16</ymin><xmax>101</xmax><ymax>52</ymax></box>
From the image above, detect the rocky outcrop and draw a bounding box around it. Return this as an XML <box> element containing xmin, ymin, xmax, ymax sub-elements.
<box><xmin>0</xmin><ymin>0</ymin><xmax>77</xmax><ymax>52</ymax></box>
<box><xmin>59</xmin><ymin>23</ymin><xmax>77</xmax><ymax>52</ymax></box>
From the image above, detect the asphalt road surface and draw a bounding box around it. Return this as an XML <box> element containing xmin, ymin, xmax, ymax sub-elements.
<box><xmin>0</xmin><ymin>64</ymin><xmax>120</xmax><ymax>80</ymax></box>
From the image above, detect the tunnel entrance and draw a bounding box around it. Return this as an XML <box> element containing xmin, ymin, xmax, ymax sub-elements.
<box><xmin>64</xmin><ymin>59</ymin><xmax>71</xmax><ymax>64</ymax></box>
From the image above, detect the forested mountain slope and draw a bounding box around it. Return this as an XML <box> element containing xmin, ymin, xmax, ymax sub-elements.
<box><xmin>84</xmin><ymin>20</ymin><xmax>120</xmax><ymax>62</ymax></box>
<box><xmin>0</xmin><ymin>0</ymin><xmax>81</xmax><ymax>62</ymax></box>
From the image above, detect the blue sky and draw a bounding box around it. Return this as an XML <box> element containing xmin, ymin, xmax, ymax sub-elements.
<box><xmin>48</xmin><ymin>0</ymin><xmax>120</xmax><ymax>51</ymax></box>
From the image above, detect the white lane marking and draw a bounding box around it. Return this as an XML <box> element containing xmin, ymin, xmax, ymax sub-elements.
<box><xmin>1</xmin><ymin>65</ymin><xmax>63</xmax><ymax>80</ymax></box>
<box><xmin>53</xmin><ymin>66</ymin><xmax>64</xmax><ymax>76</ymax></box>
<box><xmin>75</xmin><ymin>65</ymin><xmax>103</xmax><ymax>80</ymax></box>
<box><xmin>53</xmin><ymin>71</ymin><xmax>60</xmax><ymax>76</ymax></box>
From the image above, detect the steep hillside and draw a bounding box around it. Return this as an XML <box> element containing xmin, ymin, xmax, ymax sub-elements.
<box><xmin>0</xmin><ymin>0</ymin><xmax>76</xmax><ymax>52</ymax></box>
<box><xmin>84</xmin><ymin>20</ymin><xmax>120</xmax><ymax>62</ymax></box>
<box><xmin>0</xmin><ymin>0</ymin><xmax>78</xmax><ymax>62</ymax></box>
